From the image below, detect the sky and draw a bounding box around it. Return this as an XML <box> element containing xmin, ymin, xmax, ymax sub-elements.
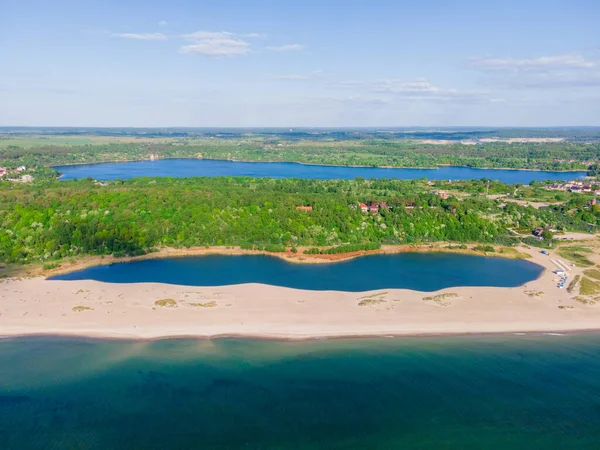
<box><xmin>1</xmin><ymin>0</ymin><xmax>599</xmax><ymax>127</ymax></box>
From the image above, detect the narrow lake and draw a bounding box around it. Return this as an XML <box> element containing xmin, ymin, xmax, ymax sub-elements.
<box><xmin>50</xmin><ymin>253</ymin><xmax>543</xmax><ymax>291</ymax></box>
<box><xmin>54</xmin><ymin>158</ymin><xmax>586</xmax><ymax>183</ymax></box>
<box><xmin>2</xmin><ymin>335</ymin><xmax>600</xmax><ymax>449</ymax></box>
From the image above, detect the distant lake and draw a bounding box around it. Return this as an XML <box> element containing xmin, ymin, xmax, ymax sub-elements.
<box><xmin>54</xmin><ymin>159</ymin><xmax>586</xmax><ymax>183</ymax></box>
<box><xmin>50</xmin><ymin>253</ymin><xmax>543</xmax><ymax>291</ymax></box>
<box><xmin>3</xmin><ymin>334</ymin><xmax>600</xmax><ymax>449</ymax></box>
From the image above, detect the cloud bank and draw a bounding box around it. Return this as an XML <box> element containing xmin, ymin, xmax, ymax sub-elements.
<box><xmin>180</xmin><ymin>31</ymin><xmax>251</xmax><ymax>57</ymax></box>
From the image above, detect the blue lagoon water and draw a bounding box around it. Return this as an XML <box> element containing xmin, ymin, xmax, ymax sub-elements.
<box><xmin>51</xmin><ymin>253</ymin><xmax>543</xmax><ymax>291</ymax></box>
<box><xmin>2</xmin><ymin>335</ymin><xmax>600</xmax><ymax>449</ymax></box>
<box><xmin>54</xmin><ymin>158</ymin><xmax>586</xmax><ymax>183</ymax></box>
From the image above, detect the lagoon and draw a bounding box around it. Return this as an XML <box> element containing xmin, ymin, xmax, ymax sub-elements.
<box><xmin>50</xmin><ymin>253</ymin><xmax>543</xmax><ymax>291</ymax></box>
<box><xmin>54</xmin><ymin>158</ymin><xmax>586</xmax><ymax>183</ymax></box>
<box><xmin>2</xmin><ymin>335</ymin><xmax>600</xmax><ymax>449</ymax></box>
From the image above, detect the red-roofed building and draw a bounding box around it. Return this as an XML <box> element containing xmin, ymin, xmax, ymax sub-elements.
<box><xmin>296</xmin><ymin>206</ymin><xmax>313</xmax><ymax>212</ymax></box>
<box><xmin>432</xmin><ymin>190</ymin><xmax>450</xmax><ymax>199</ymax></box>
<box><xmin>359</xmin><ymin>203</ymin><xmax>368</xmax><ymax>212</ymax></box>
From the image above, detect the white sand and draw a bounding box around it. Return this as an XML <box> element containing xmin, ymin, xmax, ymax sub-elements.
<box><xmin>1</xmin><ymin>250</ymin><xmax>599</xmax><ymax>340</ymax></box>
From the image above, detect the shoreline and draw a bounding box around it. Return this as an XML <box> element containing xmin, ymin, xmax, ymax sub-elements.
<box><xmin>8</xmin><ymin>243</ymin><xmax>532</xmax><ymax>279</ymax></box>
<box><xmin>3</xmin><ymin>328</ymin><xmax>600</xmax><ymax>343</ymax></box>
<box><xmin>51</xmin><ymin>156</ymin><xmax>588</xmax><ymax>174</ymax></box>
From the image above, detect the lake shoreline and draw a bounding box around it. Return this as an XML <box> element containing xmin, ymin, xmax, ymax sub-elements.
<box><xmin>52</xmin><ymin>156</ymin><xmax>589</xmax><ymax>176</ymax></box>
<box><xmin>9</xmin><ymin>243</ymin><xmax>533</xmax><ymax>279</ymax></box>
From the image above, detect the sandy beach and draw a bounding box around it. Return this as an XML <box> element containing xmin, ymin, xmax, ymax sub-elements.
<box><xmin>2</xmin><ymin>246</ymin><xmax>600</xmax><ymax>340</ymax></box>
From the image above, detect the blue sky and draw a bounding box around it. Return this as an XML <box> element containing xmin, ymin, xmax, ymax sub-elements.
<box><xmin>1</xmin><ymin>0</ymin><xmax>599</xmax><ymax>127</ymax></box>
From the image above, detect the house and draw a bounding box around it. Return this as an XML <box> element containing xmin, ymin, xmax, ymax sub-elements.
<box><xmin>588</xmin><ymin>199</ymin><xmax>597</xmax><ymax>207</ymax></box>
<box><xmin>368</xmin><ymin>204</ymin><xmax>379</xmax><ymax>214</ymax></box>
<box><xmin>533</xmin><ymin>227</ymin><xmax>545</xmax><ymax>237</ymax></box>
<box><xmin>378</xmin><ymin>201</ymin><xmax>389</xmax><ymax>210</ymax></box>
<box><xmin>0</xmin><ymin>168</ymin><xmax>6</xmax><ymax>177</ymax></box>
<box><xmin>20</xmin><ymin>175</ymin><xmax>34</xmax><ymax>183</ymax></box>
<box><xmin>359</xmin><ymin>203</ymin><xmax>369</xmax><ymax>213</ymax></box>
<box><xmin>431</xmin><ymin>190</ymin><xmax>450</xmax><ymax>199</ymax></box>
<box><xmin>296</xmin><ymin>206</ymin><xmax>313</xmax><ymax>212</ymax></box>
<box><xmin>16</xmin><ymin>166</ymin><xmax>26</xmax><ymax>172</ymax></box>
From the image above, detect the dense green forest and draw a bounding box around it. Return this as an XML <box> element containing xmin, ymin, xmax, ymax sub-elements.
<box><xmin>1</xmin><ymin>177</ymin><xmax>598</xmax><ymax>265</ymax></box>
<box><xmin>1</xmin><ymin>134</ymin><xmax>599</xmax><ymax>172</ymax></box>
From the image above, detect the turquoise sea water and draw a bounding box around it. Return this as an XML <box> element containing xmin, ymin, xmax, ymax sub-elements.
<box><xmin>1</xmin><ymin>335</ymin><xmax>600</xmax><ymax>449</ymax></box>
<box><xmin>50</xmin><ymin>253</ymin><xmax>543</xmax><ymax>291</ymax></box>
<box><xmin>54</xmin><ymin>158</ymin><xmax>586</xmax><ymax>183</ymax></box>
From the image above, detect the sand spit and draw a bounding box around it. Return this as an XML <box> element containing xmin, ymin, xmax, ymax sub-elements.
<box><xmin>2</xmin><ymin>249</ymin><xmax>600</xmax><ymax>340</ymax></box>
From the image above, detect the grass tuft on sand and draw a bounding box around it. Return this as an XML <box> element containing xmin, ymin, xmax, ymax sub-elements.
<box><xmin>358</xmin><ymin>299</ymin><xmax>386</xmax><ymax>306</ymax></box>
<box><xmin>72</xmin><ymin>306</ymin><xmax>93</xmax><ymax>312</ymax></box>
<box><xmin>567</xmin><ymin>275</ymin><xmax>581</xmax><ymax>293</ymax></box>
<box><xmin>524</xmin><ymin>290</ymin><xmax>544</xmax><ymax>297</ymax></box>
<box><xmin>155</xmin><ymin>299</ymin><xmax>177</xmax><ymax>308</ymax></box>
<box><xmin>189</xmin><ymin>301</ymin><xmax>217</xmax><ymax>308</ymax></box>
<box><xmin>423</xmin><ymin>293</ymin><xmax>459</xmax><ymax>306</ymax></box>
<box><xmin>498</xmin><ymin>248</ymin><xmax>532</xmax><ymax>259</ymax></box>
<box><xmin>583</xmin><ymin>269</ymin><xmax>600</xmax><ymax>281</ymax></box>
<box><xmin>574</xmin><ymin>296</ymin><xmax>597</xmax><ymax>305</ymax></box>
<box><xmin>558</xmin><ymin>247</ymin><xmax>594</xmax><ymax>267</ymax></box>
<box><xmin>579</xmin><ymin>277</ymin><xmax>600</xmax><ymax>296</ymax></box>
<box><xmin>358</xmin><ymin>292</ymin><xmax>388</xmax><ymax>306</ymax></box>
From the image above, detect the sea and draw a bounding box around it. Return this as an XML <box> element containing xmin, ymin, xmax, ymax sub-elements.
<box><xmin>1</xmin><ymin>334</ymin><xmax>600</xmax><ymax>449</ymax></box>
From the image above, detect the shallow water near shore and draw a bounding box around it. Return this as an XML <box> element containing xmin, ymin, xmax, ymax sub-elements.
<box><xmin>50</xmin><ymin>253</ymin><xmax>543</xmax><ymax>291</ymax></box>
<box><xmin>2</xmin><ymin>334</ymin><xmax>600</xmax><ymax>449</ymax></box>
<box><xmin>54</xmin><ymin>158</ymin><xmax>586</xmax><ymax>183</ymax></box>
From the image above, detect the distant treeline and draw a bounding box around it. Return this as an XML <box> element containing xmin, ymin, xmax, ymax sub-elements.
<box><xmin>1</xmin><ymin>138</ymin><xmax>599</xmax><ymax>172</ymax></box>
<box><xmin>2</xmin><ymin>127</ymin><xmax>600</xmax><ymax>141</ymax></box>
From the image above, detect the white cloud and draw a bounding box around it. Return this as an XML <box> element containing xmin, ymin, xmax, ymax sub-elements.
<box><xmin>471</xmin><ymin>53</ymin><xmax>600</xmax><ymax>89</ymax></box>
<box><xmin>330</xmin><ymin>80</ymin><xmax>362</xmax><ymax>89</ymax></box>
<box><xmin>158</xmin><ymin>21</ymin><xmax>168</xmax><ymax>27</ymax></box>
<box><xmin>271</xmin><ymin>74</ymin><xmax>311</xmax><ymax>80</ymax></box>
<box><xmin>180</xmin><ymin>31</ymin><xmax>251</xmax><ymax>57</ymax></box>
<box><xmin>329</xmin><ymin>78</ymin><xmax>497</xmax><ymax>103</ymax></box>
<box><xmin>498</xmin><ymin>71</ymin><xmax>600</xmax><ymax>89</ymax></box>
<box><xmin>269</xmin><ymin>70</ymin><xmax>324</xmax><ymax>80</ymax></box>
<box><xmin>315</xmin><ymin>96</ymin><xmax>393</xmax><ymax>107</ymax></box>
<box><xmin>111</xmin><ymin>33</ymin><xmax>167</xmax><ymax>41</ymax></box>
<box><xmin>244</xmin><ymin>33</ymin><xmax>266</xmax><ymax>38</ymax></box>
<box><xmin>266</xmin><ymin>44</ymin><xmax>305</xmax><ymax>52</ymax></box>
<box><xmin>372</xmin><ymin>79</ymin><xmax>493</xmax><ymax>103</ymax></box>
<box><xmin>470</xmin><ymin>54</ymin><xmax>597</xmax><ymax>71</ymax></box>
